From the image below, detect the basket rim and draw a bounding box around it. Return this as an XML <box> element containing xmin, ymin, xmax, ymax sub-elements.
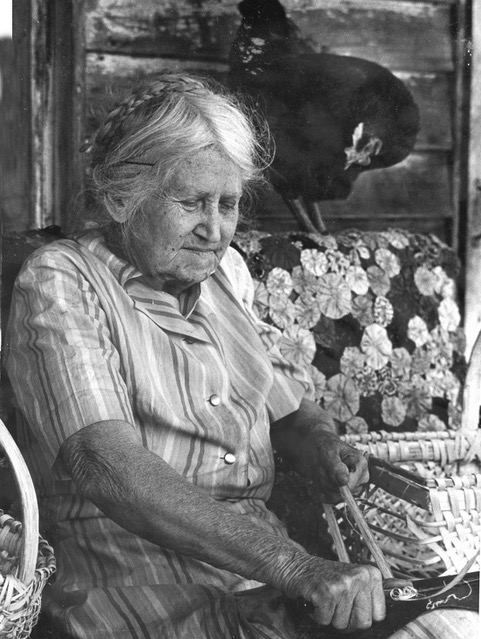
<box><xmin>0</xmin><ymin>509</ymin><xmax>57</xmax><ymax>579</ymax></box>
<box><xmin>0</xmin><ymin>419</ymin><xmax>40</xmax><ymax>585</ymax></box>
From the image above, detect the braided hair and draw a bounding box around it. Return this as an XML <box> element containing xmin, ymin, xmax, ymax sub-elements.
<box><xmin>83</xmin><ymin>74</ymin><xmax>271</xmax><ymax>242</ymax></box>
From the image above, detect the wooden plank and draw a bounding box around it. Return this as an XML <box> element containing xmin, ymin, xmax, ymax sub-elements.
<box><xmin>29</xmin><ymin>0</ymin><xmax>55</xmax><ymax>229</ymax></box>
<box><xmin>14</xmin><ymin>0</ymin><xmax>87</xmax><ymax>232</ymax></box>
<box><xmin>0</xmin><ymin>38</ymin><xmax>30</xmax><ymax>234</ymax></box>
<box><xmin>86</xmin><ymin>50</ymin><xmax>229</xmax><ymax>80</ymax></box>
<box><xmin>85</xmin><ymin>0</ymin><xmax>241</xmax><ymax>59</ymax></box>
<box><xmin>464</xmin><ymin>0</ymin><xmax>481</xmax><ymax>357</ymax></box>
<box><xmin>85</xmin><ymin>54</ymin><xmax>452</xmax><ymax>152</ymax></box>
<box><xmin>85</xmin><ymin>0</ymin><xmax>454</xmax><ymax>72</ymax></box>
<box><xmin>85</xmin><ymin>53</ymin><xmax>228</xmax><ymax>134</ymax></box>
<box><xmin>449</xmin><ymin>0</ymin><xmax>468</xmax><ymax>254</ymax></box>
<box><xmin>291</xmin><ymin>3</ymin><xmax>454</xmax><ymax>72</ymax></box>
<box><xmin>9</xmin><ymin>2</ymin><xmax>34</xmax><ymax>234</ymax></box>
<box><xmin>286</xmin><ymin>0</ymin><xmax>457</xmax><ymax>7</ymax></box>
<box><xmin>397</xmin><ymin>72</ymin><xmax>452</xmax><ymax>150</ymax></box>
<box><xmin>49</xmin><ymin>0</ymin><xmax>87</xmax><ymax>233</ymax></box>
<box><xmin>332</xmin><ymin>152</ymin><xmax>454</xmax><ymax>219</ymax></box>
<box><xmin>259</xmin><ymin>152</ymin><xmax>453</xmax><ymax>229</ymax></box>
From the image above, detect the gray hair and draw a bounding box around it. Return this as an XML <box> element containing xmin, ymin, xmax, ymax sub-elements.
<box><xmin>84</xmin><ymin>74</ymin><xmax>272</xmax><ymax>245</ymax></box>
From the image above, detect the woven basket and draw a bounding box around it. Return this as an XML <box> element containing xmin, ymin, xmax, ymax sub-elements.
<box><xmin>329</xmin><ymin>332</ymin><xmax>481</xmax><ymax>580</ymax></box>
<box><xmin>0</xmin><ymin>419</ymin><xmax>56</xmax><ymax>638</ymax></box>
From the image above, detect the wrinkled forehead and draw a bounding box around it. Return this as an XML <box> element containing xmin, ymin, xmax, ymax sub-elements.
<box><xmin>164</xmin><ymin>148</ymin><xmax>245</xmax><ymax>198</ymax></box>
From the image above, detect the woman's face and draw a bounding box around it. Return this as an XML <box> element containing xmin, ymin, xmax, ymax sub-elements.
<box><xmin>129</xmin><ymin>147</ymin><xmax>243</xmax><ymax>296</ymax></box>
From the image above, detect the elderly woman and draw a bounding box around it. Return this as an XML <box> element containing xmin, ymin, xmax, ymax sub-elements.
<box><xmin>5</xmin><ymin>74</ymin><xmax>386</xmax><ymax>639</ymax></box>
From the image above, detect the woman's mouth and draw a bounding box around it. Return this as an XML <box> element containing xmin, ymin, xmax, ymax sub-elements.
<box><xmin>183</xmin><ymin>247</ymin><xmax>216</xmax><ymax>255</ymax></box>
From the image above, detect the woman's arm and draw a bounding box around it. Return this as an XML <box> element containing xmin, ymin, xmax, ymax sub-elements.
<box><xmin>60</xmin><ymin>418</ymin><xmax>384</xmax><ymax>631</ymax></box>
<box><xmin>61</xmin><ymin>419</ymin><xmax>300</xmax><ymax>575</ymax></box>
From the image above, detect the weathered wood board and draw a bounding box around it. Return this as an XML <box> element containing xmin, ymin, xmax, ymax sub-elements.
<box><xmin>0</xmin><ymin>38</ymin><xmax>29</xmax><ymax>234</ymax></box>
<box><xmin>290</xmin><ymin>2</ymin><xmax>455</xmax><ymax>72</ymax></box>
<box><xmin>85</xmin><ymin>54</ymin><xmax>453</xmax><ymax>151</ymax></box>
<box><xmin>85</xmin><ymin>0</ymin><xmax>455</xmax><ymax>72</ymax></box>
<box><xmin>85</xmin><ymin>53</ymin><xmax>228</xmax><ymax>132</ymax></box>
<box><xmin>258</xmin><ymin>151</ymin><xmax>452</xmax><ymax>238</ymax></box>
<box><xmin>85</xmin><ymin>0</ymin><xmax>241</xmax><ymax>60</ymax></box>
<box><xmin>400</xmin><ymin>72</ymin><xmax>452</xmax><ymax>150</ymax></box>
<box><xmin>465</xmin><ymin>0</ymin><xmax>481</xmax><ymax>354</ymax></box>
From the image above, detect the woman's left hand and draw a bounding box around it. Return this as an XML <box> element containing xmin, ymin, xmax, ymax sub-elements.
<box><xmin>270</xmin><ymin>398</ymin><xmax>369</xmax><ymax>502</ymax></box>
<box><xmin>295</xmin><ymin>428</ymin><xmax>369</xmax><ymax>503</ymax></box>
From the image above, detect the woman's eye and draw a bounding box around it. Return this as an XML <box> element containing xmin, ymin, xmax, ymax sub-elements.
<box><xmin>179</xmin><ymin>200</ymin><xmax>199</xmax><ymax>211</ymax></box>
<box><xmin>220</xmin><ymin>200</ymin><xmax>238</xmax><ymax>212</ymax></box>
<box><xmin>176</xmin><ymin>198</ymin><xmax>238</xmax><ymax>213</ymax></box>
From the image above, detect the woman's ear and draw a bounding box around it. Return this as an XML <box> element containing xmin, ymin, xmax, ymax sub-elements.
<box><xmin>106</xmin><ymin>197</ymin><xmax>131</xmax><ymax>223</ymax></box>
<box><xmin>108</xmin><ymin>207</ymin><xmax>130</xmax><ymax>223</ymax></box>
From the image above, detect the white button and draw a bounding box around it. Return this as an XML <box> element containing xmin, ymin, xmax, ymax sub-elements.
<box><xmin>209</xmin><ymin>394</ymin><xmax>221</xmax><ymax>406</ymax></box>
<box><xmin>224</xmin><ymin>453</ymin><xmax>236</xmax><ymax>465</ymax></box>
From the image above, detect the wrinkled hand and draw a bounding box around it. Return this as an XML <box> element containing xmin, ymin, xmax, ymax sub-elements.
<box><xmin>286</xmin><ymin>555</ymin><xmax>385</xmax><ymax>632</ymax></box>
<box><xmin>295</xmin><ymin>428</ymin><xmax>369</xmax><ymax>503</ymax></box>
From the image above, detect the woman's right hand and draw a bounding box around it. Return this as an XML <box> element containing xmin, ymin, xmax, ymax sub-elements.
<box><xmin>284</xmin><ymin>556</ymin><xmax>386</xmax><ymax>632</ymax></box>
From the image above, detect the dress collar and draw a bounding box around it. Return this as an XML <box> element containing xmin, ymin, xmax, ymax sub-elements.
<box><xmin>75</xmin><ymin>229</ymin><xmax>201</xmax><ymax>317</ymax></box>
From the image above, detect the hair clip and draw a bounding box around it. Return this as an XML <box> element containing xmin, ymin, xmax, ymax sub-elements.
<box><xmin>79</xmin><ymin>140</ymin><xmax>92</xmax><ymax>153</ymax></box>
<box><xmin>122</xmin><ymin>160</ymin><xmax>156</xmax><ymax>166</ymax></box>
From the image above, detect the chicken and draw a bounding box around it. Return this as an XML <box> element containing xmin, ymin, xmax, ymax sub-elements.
<box><xmin>228</xmin><ymin>0</ymin><xmax>420</xmax><ymax>233</ymax></box>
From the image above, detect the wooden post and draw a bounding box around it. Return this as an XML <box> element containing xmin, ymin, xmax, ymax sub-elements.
<box><xmin>465</xmin><ymin>0</ymin><xmax>481</xmax><ymax>357</ymax></box>
<box><xmin>451</xmin><ymin>0</ymin><xmax>468</xmax><ymax>254</ymax></box>
<box><xmin>13</xmin><ymin>0</ymin><xmax>85</xmax><ymax>232</ymax></box>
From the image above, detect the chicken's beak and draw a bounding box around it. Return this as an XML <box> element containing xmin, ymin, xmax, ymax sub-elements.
<box><xmin>344</xmin><ymin>135</ymin><xmax>383</xmax><ymax>170</ymax></box>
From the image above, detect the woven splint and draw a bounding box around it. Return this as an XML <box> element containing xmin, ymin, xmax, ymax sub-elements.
<box><xmin>330</xmin><ymin>332</ymin><xmax>481</xmax><ymax>580</ymax></box>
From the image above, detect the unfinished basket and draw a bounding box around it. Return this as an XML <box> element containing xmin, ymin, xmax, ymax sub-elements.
<box><xmin>329</xmin><ymin>452</ymin><xmax>480</xmax><ymax>579</ymax></box>
<box><xmin>0</xmin><ymin>419</ymin><xmax>56</xmax><ymax>638</ymax></box>
<box><xmin>328</xmin><ymin>331</ymin><xmax>481</xmax><ymax>580</ymax></box>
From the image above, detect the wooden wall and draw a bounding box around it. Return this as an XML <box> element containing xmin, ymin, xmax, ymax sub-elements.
<box><xmin>8</xmin><ymin>0</ymin><xmax>481</xmax><ymax>351</ymax></box>
<box><xmin>79</xmin><ymin>0</ymin><xmax>466</xmax><ymax>243</ymax></box>
<box><xmin>8</xmin><ymin>0</ymin><xmax>468</xmax><ymax>246</ymax></box>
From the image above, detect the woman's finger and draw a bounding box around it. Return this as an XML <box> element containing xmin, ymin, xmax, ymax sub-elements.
<box><xmin>328</xmin><ymin>585</ymin><xmax>374</xmax><ymax>631</ymax></box>
<box><xmin>371</xmin><ymin>572</ymin><xmax>387</xmax><ymax>623</ymax></box>
<box><xmin>310</xmin><ymin>596</ymin><xmax>335</xmax><ymax>627</ymax></box>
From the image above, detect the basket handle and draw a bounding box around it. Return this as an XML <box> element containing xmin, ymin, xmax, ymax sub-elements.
<box><xmin>339</xmin><ymin>485</ymin><xmax>394</xmax><ymax>579</ymax></box>
<box><xmin>0</xmin><ymin>418</ymin><xmax>39</xmax><ymax>585</ymax></box>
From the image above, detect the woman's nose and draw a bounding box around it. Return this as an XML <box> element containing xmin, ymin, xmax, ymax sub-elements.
<box><xmin>196</xmin><ymin>205</ymin><xmax>222</xmax><ymax>242</ymax></box>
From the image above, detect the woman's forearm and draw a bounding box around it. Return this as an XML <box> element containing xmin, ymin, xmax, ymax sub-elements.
<box><xmin>59</xmin><ymin>419</ymin><xmax>312</xmax><ymax>597</ymax></box>
<box><xmin>59</xmin><ymin>417</ymin><xmax>386</xmax><ymax>631</ymax></box>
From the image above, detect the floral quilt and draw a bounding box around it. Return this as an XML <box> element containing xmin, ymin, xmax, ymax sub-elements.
<box><xmin>233</xmin><ymin>228</ymin><xmax>466</xmax><ymax>435</ymax></box>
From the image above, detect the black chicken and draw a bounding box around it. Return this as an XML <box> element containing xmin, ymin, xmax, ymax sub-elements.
<box><xmin>228</xmin><ymin>0</ymin><xmax>420</xmax><ymax>233</ymax></box>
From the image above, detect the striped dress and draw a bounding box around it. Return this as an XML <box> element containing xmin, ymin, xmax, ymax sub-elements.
<box><xmin>4</xmin><ymin>230</ymin><xmax>313</xmax><ymax>639</ymax></box>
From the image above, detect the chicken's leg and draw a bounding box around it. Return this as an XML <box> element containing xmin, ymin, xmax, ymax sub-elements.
<box><xmin>308</xmin><ymin>201</ymin><xmax>327</xmax><ymax>234</ymax></box>
<box><xmin>285</xmin><ymin>197</ymin><xmax>319</xmax><ymax>234</ymax></box>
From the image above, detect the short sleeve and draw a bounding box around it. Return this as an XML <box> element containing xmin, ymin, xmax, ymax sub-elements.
<box><xmin>4</xmin><ymin>244</ymin><xmax>134</xmax><ymax>469</ymax></box>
